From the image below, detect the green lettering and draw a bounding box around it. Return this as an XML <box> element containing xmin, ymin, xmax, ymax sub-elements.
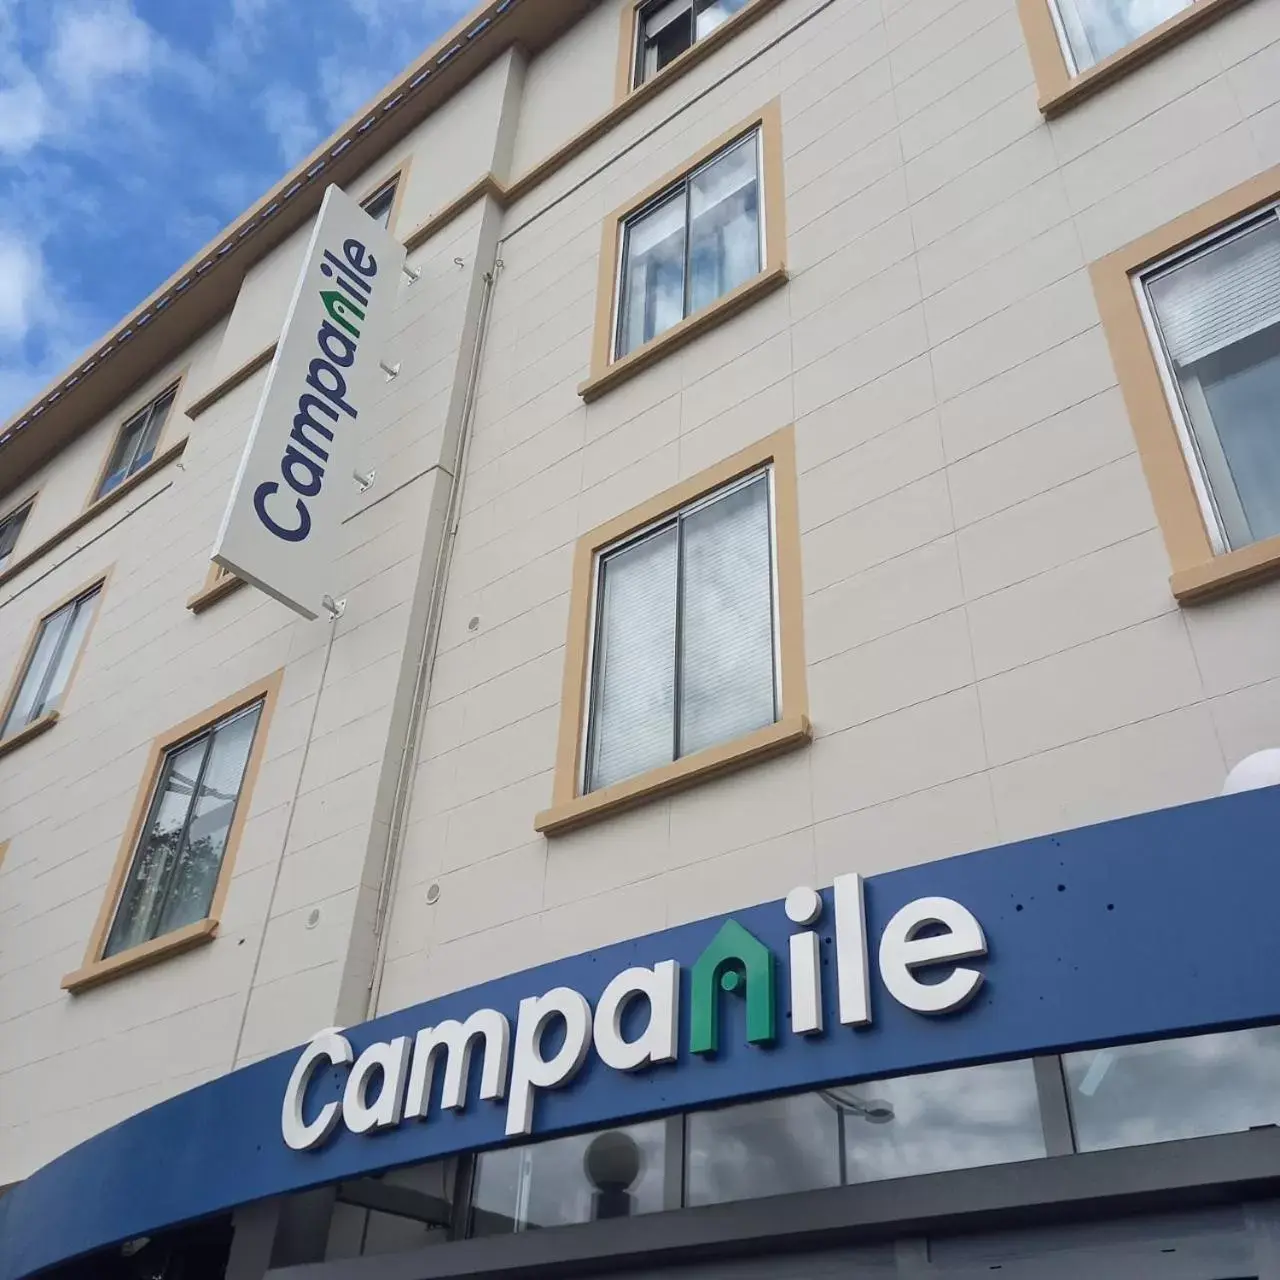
<box><xmin>689</xmin><ymin>919</ymin><xmax>776</xmax><ymax>1055</ymax></box>
<box><xmin>321</xmin><ymin>290</ymin><xmax>365</xmax><ymax>339</ymax></box>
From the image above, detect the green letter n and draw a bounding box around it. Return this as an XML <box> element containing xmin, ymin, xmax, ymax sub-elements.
<box><xmin>689</xmin><ymin>919</ymin><xmax>776</xmax><ymax>1055</ymax></box>
<box><xmin>321</xmin><ymin>290</ymin><xmax>365</xmax><ymax>339</ymax></box>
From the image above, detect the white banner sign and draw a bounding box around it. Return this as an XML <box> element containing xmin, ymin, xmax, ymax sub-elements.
<box><xmin>213</xmin><ymin>184</ymin><xmax>407</xmax><ymax>619</ymax></box>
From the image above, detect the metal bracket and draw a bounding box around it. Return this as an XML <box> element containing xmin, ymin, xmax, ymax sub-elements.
<box><xmin>401</xmin><ymin>264</ymin><xmax>421</xmax><ymax>282</ymax></box>
<box><xmin>321</xmin><ymin>595</ymin><xmax>346</xmax><ymax>621</ymax></box>
<box><xmin>353</xmin><ymin>468</ymin><xmax>376</xmax><ymax>493</ymax></box>
<box><xmin>379</xmin><ymin>360</ymin><xmax>400</xmax><ymax>380</ymax></box>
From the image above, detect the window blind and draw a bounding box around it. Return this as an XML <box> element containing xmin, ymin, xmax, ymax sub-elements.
<box><xmin>678</xmin><ymin>476</ymin><xmax>776</xmax><ymax>757</ymax></box>
<box><xmin>1148</xmin><ymin>215</ymin><xmax>1280</xmax><ymax>367</ymax></box>
<box><xmin>587</xmin><ymin>527</ymin><xmax>678</xmax><ymax>792</ymax></box>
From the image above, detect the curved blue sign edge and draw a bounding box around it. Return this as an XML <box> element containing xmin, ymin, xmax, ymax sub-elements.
<box><xmin>4</xmin><ymin>786</ymin><xmax>1280</xmax><ymax>1279</ymax></box>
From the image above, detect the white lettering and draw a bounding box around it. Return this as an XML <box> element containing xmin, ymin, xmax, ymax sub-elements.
<box><xmin>405</xmin><ymin>1009</ymin><xmax>510</xmax><ymax>1117</ymax></box>
<box><xmin>281</xmin><ymin>1030</ymin><xmax>354</xmax><ymax>1151</ymax></box>
<box><xmin>593</xmin><ymin>961</ymin><xmax>679</xmax><ymax>1071</ymax></box>
<box><xmin>506</xmin><ymin>987</ymin><xmax>592</xmax><ymax>1137</ymax></box>
<box><xmin>342</xmin><ymin>1037</ymin><xmax>412</xmax><ymax>1135</ymax></box>
<box><xmin>878</xmin><ymin>896</ymin><xmax>987</xmax><ymax>1014</ymax></box>
<box><xmin>833</xmin><ymin>874</ymin><xmax>871</xmax><ymax>1027</ymax></box>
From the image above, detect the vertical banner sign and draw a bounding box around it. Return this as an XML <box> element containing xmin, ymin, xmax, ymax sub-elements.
<box><xmin>213</xmin><ymin>184</ymin><xmax>407</xmax><ymax>619</ymax></box>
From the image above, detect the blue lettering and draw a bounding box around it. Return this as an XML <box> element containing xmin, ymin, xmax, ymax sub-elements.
<box><xmin>254</xmin><ymin>482</ymin><xmax>311</xmax><ymax>543</ymax></box>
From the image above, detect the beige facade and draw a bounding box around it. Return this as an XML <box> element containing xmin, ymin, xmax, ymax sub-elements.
<box><xmin>2</xmin><ymin>0</ymin><xmax>1280</xmax><ymax>1200</ymax></box>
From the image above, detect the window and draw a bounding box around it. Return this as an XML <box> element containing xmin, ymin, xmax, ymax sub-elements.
<box><xmin>103</xmin><ymin>698</ymin><xmax>264</xmax><ymax>958</ymax></box>
<box><xmin>1</xmin><ymin>582</ymin><xmax>101</xmax><ymax>740</ymax></box>
<box><xmin>582</xmin><ymin>102</ymin><xmax>785</xmax><ymax>401</ymax></box>
<box><xmin>96</xmin><ymin>385</ymin><xmax>176</xmax><ymax>500</ymax></box>
<box><xmin>632</xmin><ymin>0</ymin><xmax>749</xmax><ymax>86</ymax></box>
<box><xmin>1017</xmin><ymin>0</ymin><xmax>1240</xmax><ymax>114</ymax></box>
<box><xmin>1089</xmin><ymin>167</ymin><xmax>1280</xmax><ymax>601</ymax></box>
<box><xmin>538</xmin><ymin>428</ymin><xmax>808</xmax><ymax>835</ymax></box>
<box><xmin>1065</xmin><ymin>1025</ymin><xmax>1280</xmax><ymax>1151</ymax></box>
<box><xmin>63</xmin><ymin>673</ymin><xmax>280</xmax><ymax>992</ymax></box>
<box><xmin>1140</xmin><ymin>208</ymin><xmax>1280</xmax><ymax>554</ymax></box>
<box><xmin>616</xmin><ymin>128</ymin><xmax>762</xmax><ymax>360</ymax></box>
<box><xmin>1048</xmin><ymin>0</ymin><xmax>1188</xmax><ymax>74</ymax></box>
<box><xmin>187</xmin><ymin>562</ymin><xmax>246</xmax><ymax>613</ymax></box>
<box><xmin>585</xmin><ymin>470</ymin><xmax>777</xmax><ymax>793</ymax></box>
<box><xmin>0</xmin><ymin>501</ymin><xmax>31</xmax><ymax>573</ymax></box>
<box><xmin>362</xmin><ymin>178</ymin><xmax>398</xmax><ymax>230</ymax></box>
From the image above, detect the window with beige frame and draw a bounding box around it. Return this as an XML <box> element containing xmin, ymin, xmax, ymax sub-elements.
<box><xmin>579</xmin><ymin>100</ymin><xmax>786</xmax><ymax>402</ymax></box>
<box><xmin>1092</xmin><ymin>165</ymin><xmax>1280</xmax><ymax>602</ymax></box>
<box><xmin>359</xmin><ymin>157</ymin><xmax>411</xmax><ymax>234</ymax></box>
<box><xmin>62</xmin><ymin>671</ymin><xmax>282</xmax><ymax>993</ymax></box>
<box><xmin>92</xmin><ymin>382</ymin><xmax>180</xmax><ymax>503</ymax></box>
<box><xmin>0</xmin><ymin>574</ymin><xmax>105</xmax><ymax>759</ymax></box>
<box><xmin>1017</xmin><ymin>0</ymin><xmax>1245</xmax><ymax>115</ymax></box>
<box><xmin>187</xmin><ymin>562</ymin><xmax>246</xmax><ymax>614</ymax></box>
<box><xmin>615</xmin><ymin>0</ymin><xmax>783</xmax><ymax>99</ymax></box>
<box><xmin>0</xmin><ymin>497</ymin><xmax>33</xmax><ymax>573</ymax></box>
<box><xmin>536</xmin><ymin>429</ymin><xmax>809</xmax><ymax>836</ymax></box>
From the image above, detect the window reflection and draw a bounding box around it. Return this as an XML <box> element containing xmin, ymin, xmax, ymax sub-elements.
<box><xmin>835</xmin><ymin>1060</ymin><xmax>1045</xmax><ymax>1182</ymax></box>
<box><xmin>1065</xmin><ymin>1025</ymin><xmax>1280</xmax><ymax>1152</ymax></box>
<box><xmin>471</xmin><ymin>1119</ymin><xmax>669</xmax><ymax>1234</ymax></box>
<box><xmin>686</xmin><ymin>1091</ymin><xmax>839</xmax><ymax>1206</ymax></box>
<box><xmin>1051</xmin><ymin>0</ymin><xmax>1188</xmax><ymax>71</ymax></box>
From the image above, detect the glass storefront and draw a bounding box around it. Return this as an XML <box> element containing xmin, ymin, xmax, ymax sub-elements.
<box><xmin>1064</xmin><ymin>1024</ymin><xmax>1280</xmax><ymax>1151</ymax></box>
<box><xmin>325</xmin><ymin>1023</ymin><xmax>1280</xmax><ymax>1255</ymax></box>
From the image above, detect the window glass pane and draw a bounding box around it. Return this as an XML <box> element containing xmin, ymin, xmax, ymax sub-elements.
<box><xmin>836</xmin><ymin>1060</ymin><xmax>1045</xmax><ymax>1182</ymax></box>
<box><xmin>687</xmin><ymin>1091</ymin><xmax>840</xmax><ymax>1206</ymax></box>
<box><xmin>678</xmin><ymin>474</ymin><xmax>775</xmax><ymax>758</ymax></box>
<box><xmin>362</xmin><ymin>183</ymin><xmax>397</xmax><ymax>229</ymax></box>
<box><xmin>100</xmin><ymin>416</ymin><xmax>146</xmax><ymax>496</ymax></box>
<box><xmin>1147</xmin><ymin>218</ymin><xmax>1280</xmax><ymax>549</ymax></box>
<box><xmin>695</xmin><ymin>0</ymin><xmax>749</xmax><ymax>40</ymax></box>
<box><xmin>586</xmin><ymin>526</ymin><xmax>678</xmax><ymax>792</ymax></box>
<box><xmin>2</xmin><ymin>604</ymin><xmax>73</xmax><ymax>738</ymax></box>
<box><xmin>471</xmin><ymin>1121</ymin><xmax>669</xmax><ymax>1234</ymax></box>
<box><xmin>640</xmin><ymin>0</ymin><xmax>694</xmax><ymax>82</ymax></box>
<box><xmin>154</xmin><ymin>703</ymin><xmax>261</xmax><ymax>937</ymax></box>
<box><xmin>34</xmin><ymin>589</ymin><xmax>99</xmax><ymax>723</ymax></box>
<box><xmin>0</xmin><ymin>505</ymin><xmax>29</xmax><ymax>570</ymax></box>
<box><xmin>688</xmin><ymin>133</ymin><xmax>761</xmax><ymax>316</ymax></box>
<box><xmin>134</xmin><ymin>389</ymin><xmax>174</xmax><ymax>471</ymax></box>
<box><xmin>1051</xmin><ymin>0</ymin><xmax>1189</xmax><ymax>71</ymax></box>
<box><xmin>105</xmin><ymin>737</ymin><xmax>210</xmax><ymax>958</ymax></box>
<box><xmin>617</xmin><ymin>189</ymin><xmax>686</xmax><ymax>358</ymax></box>
<box><xmin>1065</xmin><ymin>1025</ymin><xmax>1280</xmax><ymax>1152</ymax></box>
<box><xmin>105</xmin><ymin>701</ymin><xmax>262</xmax><ymax>957</ymax></box>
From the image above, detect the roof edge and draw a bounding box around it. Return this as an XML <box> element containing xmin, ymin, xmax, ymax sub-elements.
<box><xmin>0</xmin><ymin>0</ymin><xmax>530</xmax><ymax>467</ymax></box>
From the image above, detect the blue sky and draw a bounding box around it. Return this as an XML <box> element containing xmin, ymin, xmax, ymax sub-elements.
<box><xmin>0</xmin><ymin>0</ymin><xmax>470</xmax><ymax>420</ymax></box>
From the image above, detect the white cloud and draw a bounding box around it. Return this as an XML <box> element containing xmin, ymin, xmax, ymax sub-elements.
<box><xmin>0</xmin><ymin>228</ymin><xmax>42</xmax><ymax>344</ymax></box>
<box><xmin>0</xmin><ymin>75</ymin><xmax>47</xmax><ymax>156</ymax></box>
<box><xmin>48</xmin><ymin>0</ymin><xmax>159</xmax><ymax>96</ymax></box>
<box><xmin>259</xmin><ymin>83</ymin><xmax>322</xmax><ymax>166</ymax></box>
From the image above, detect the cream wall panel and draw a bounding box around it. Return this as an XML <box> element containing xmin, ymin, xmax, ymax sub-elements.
<box><xmin>511</xmin><ymin>0</ymin><xmax>624</xmax><ymax>175</ymax></box>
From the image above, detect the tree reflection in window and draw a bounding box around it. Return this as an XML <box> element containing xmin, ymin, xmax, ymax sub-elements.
<box><xmin>104</xmin><ymin>700</ymin><xmax>263</xmax><ymax>957</ymax></box>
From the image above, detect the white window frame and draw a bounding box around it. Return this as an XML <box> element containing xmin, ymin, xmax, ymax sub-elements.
<box><xmin>610</xmin><ymin>127</ymin><xmax>767</xmax><ymax>363</ymax></box>
<box><xmin>577</xmin><ymin>464</ymin><xmax>782</xmax><ymax>795</ymax></box>
<box><xmin>1134</xmin><ymin>201</ymin><xmax>1280</xmax><ymax>556</ymax></box>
